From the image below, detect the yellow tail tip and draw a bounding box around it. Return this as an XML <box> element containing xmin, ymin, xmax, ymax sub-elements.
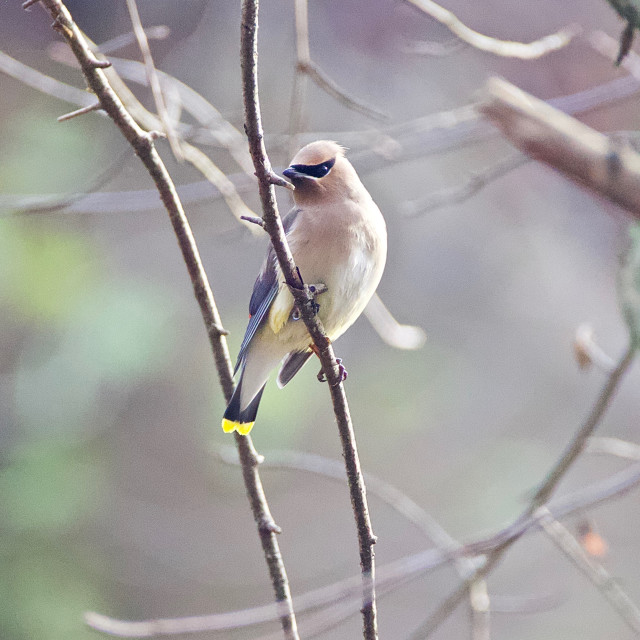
<box><xmin>221</xmin><ymin>418</ymin><xmax>255</xmax><ymax>435</ymax></box>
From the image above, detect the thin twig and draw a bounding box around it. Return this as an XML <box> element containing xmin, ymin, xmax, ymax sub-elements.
<box><xmin>28</xmin><ymin>2</ymin><xmax>299</xmax><ymax>639</ymax></box>
<box><xmin>401</xmin><ymin>152</ymin><xmax>528</xmax><ymax>217</ymax></box>
<box><xmin>240</xmin><ymin>1</ymin><xmax>377</xmax><ymax>638</ymax></box>
<box><xmin>287</xmin><ymin>0</ymin><xmax>311</xmax><ymax>158</ymax></box>
<box><xmin>404</xmin><ymin>0</ymin><xmax>580</xmax><ymax>58</ymax></box>
<box><xmin>57</xmin><ymin>100</ymin><xmax>102</xmax><ymax>121</ymax></box>
<box><xmin>124</xmin><ymin>0</ymin><xmax>182</xmax><ymax>159</ymax></box>
<box><xmin>300</xmin><ymin>60</ymin><xmax>388</xmax><ymax>122</ymax></box>
<box><xmin>288</xmin><ymin>0</ymin><xmax>386</xmax><ymax>160</ymax></box>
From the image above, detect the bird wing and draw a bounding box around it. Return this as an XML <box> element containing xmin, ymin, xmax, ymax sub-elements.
<box><xmin>234</xmin><ymin>208</ymin><xmax>300</xmax><ymax>374</ymax></box>
<box><xmin>277</xmin><ymin>349</ymin><xmax>313</xmax><ymax>388</ymax></box>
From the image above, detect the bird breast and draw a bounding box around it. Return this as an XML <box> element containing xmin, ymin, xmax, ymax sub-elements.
<box><xmin>288</xmin><ymin>197</ymin><xmax>387</xmax><ymax>340</ymax></box>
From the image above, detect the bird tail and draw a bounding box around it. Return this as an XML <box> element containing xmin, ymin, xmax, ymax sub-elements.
<box><xmin>221</xmin><ymin>373</ymin><xmax>266</xmax><ymax>436</ymax></box>
<box><xmin>277</xmin><ymin>349</ymin><xmax>313</xmax><ymax>388</ymax></box>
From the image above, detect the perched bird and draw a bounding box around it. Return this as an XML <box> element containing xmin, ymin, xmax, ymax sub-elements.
<box><xmin>222</xmin><ymin>140</ymin><xmax>387</xmax><ymax>435</ymax></box>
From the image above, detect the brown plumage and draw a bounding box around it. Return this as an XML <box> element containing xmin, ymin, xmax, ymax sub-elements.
<box><xmin>222</xmin><ymin>141</ymin><xmax>387</xmax><ymax>435</ymax></box>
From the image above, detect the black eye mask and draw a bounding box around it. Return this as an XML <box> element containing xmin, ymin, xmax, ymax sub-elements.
<box><xmin>289</xmin><ymin>157</ymin><xmax>336</xmax><ymax>178</ymax></box>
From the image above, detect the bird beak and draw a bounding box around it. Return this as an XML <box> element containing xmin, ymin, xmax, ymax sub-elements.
<box><xmin>282</xmin><ymin>166</ymin><xmax>314</xmax><ymax>181</ymax></box>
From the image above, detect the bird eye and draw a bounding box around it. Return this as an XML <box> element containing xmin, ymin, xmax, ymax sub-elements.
<box><xmin>290</xmin><ymin>157</ymin><xmax>336</xmax><ymax>179</ymax></box>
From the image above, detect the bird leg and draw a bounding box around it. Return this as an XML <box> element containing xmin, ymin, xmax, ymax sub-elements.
<box><xmin>307</xmin><ymin>283</ymin><xmax>327</xmax><ymax>314</ymax></box>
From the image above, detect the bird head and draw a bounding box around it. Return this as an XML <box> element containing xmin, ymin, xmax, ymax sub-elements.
<box><xmin>283</xmin><ymin>140</ymin><xmax>357</xmax><ymax>204</ymax></box>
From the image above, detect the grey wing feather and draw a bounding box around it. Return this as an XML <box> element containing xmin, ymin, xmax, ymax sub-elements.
<box><xmin>277</xmin><ymin>349</ymin><xmax>313</xmax><ymax>388</ymax></box>
<box><xmin>235</xmin><ymin>207</ymin><xmax>301</xmax><ymax>374</ymax></box>
<box><xmin>235</xmin><ymin>258</ymin><xmax>277</xmax><ymax>374</ymax></box>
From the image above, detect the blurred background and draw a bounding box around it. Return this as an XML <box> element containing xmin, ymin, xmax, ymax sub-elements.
<box><xmin>2</xmin><ymin>1</ymin><xmax>640</xmax><ymax>638</ymax></box>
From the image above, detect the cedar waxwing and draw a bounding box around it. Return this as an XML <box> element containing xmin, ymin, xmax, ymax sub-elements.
<box><xmin>222</xmin><ymin>140</ymin><xmax>387</xmax><ymax>435</ymax></box>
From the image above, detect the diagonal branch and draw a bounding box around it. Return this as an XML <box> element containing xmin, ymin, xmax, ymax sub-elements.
<box><xmin>410</xmin><ymin>343</ymin><xmax>636</xmax><ymax>638</ymax></box>
<box><xmin>124</xmin><ymin>0</ymin><xmax>182</xmax><ymax>159</ymax></box>
<box><xmin>240</xmin><ymin>1</ymin><xmax>378</xmax><ymax>638</ymax></box>
<box><xmin>529</xmin><ymin>345</ymin><xmax>636</xmax><ymax>508</ymax></box>
<box><xmin>25</xmin><ymin>1</ymin><xmax>299</xmax><ymax>638</ymax></box>
<box><xmin>477</xmin><ymin>77</ymin><xmax>640</xmax><ymax>220</ymax></box>
<box><xmin>538</xmin><ymin>507</ymin><xmax>640</xmax><ymax>634</ymax></box>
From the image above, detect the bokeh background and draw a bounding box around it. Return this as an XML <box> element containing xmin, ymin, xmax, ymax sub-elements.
<box><xmin>2</xmin><ymin>1</ymin><xmax>640</xmax><ymax>638</ymax></box>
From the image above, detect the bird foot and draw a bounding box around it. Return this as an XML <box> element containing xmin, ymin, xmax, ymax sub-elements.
<box><xmin>336</xmin><ymin>358</ymin><xmax>348</xmax><ymax>383</ymax></box>
<box><xmin>317</xmin><ymin>358</ymin><xmax>348</xmax><ymax>384</ymax></box>
<box><xmin>307</xmin><ymin>283</ymin><xmax>327</xmax><ymax>315</ymax></box>
<box><xmin>291</xmin><ymin>282</ymin><xmax>327</xmax><ymax>319</ymax></box>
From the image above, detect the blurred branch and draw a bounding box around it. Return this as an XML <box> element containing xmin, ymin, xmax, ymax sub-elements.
<box><xmin>240</xmin><ymin>1</ymin><xmax>378</xmax><ymax>638</ymax></box>
<box><xmin>469</xmin><ymin>580</ymin><xmax>491</xmax><ymax>640</ymax></box>
<box><xmin>4</xmin><ymin>45</ymin><xmax>640</xmax><ymax>216</ymax></box>
<box><xmin>532</xmin><ymin>347</ymin><xmax>635</xmax><ymax>508</ymax></box>
<box><xmin>47</xmin><ymin>43</ymin><xmax>258</xmax><ymax>227</ymax></box>
<box><xmin>224</xmin><ymin>446</ymin><xmax>490</xmax><ymax>639</ymax></box>
<box><xmin>5</xmin><ymin>145</ymin><xmax>137</xmax><ymax>215</ymax></box>
<box><xmin>401</xmin><ymin>152</ymin><xmax>528</xmax><ymax>217</ymax></box>
<box><xmin>287</xmin><ymin>0</ymin><xmax>310</xmax><ymax>156</ymax></box>
<box><xmin>0</xmin><ymin>48</ymin><xmax>95</xmax><ymax>106</ymax></box>
<box><xmin>84</xmin><ymin>461</ymin><xmax>640</xmax><ymax>638</ymax></box>
<box><xmin>573</xmin><ymin>324</ymin><xmax>616</xmax><ymax>373</ymax></box>
<box><xmin>0</xmin><ymin>45</ymin><xmax>256</xmax><ymax>226</ymax></box>
<box><xmin>48</xmin><ymin>48</ymin><xmax>254</xmax><ymax>172</ymax></box>
<box><xmin>124</xmin><ymin>0</ymin><xmax>182</xmax><ymax>159</ymax></box>
<box><xmin>24</xmin><ymin>2</ymin><xmax>299</xmax><ymax>639</ymax></box>
<box><xmin>402</xmin><ymin>37</ymin><xmax>467</xmax><ymax>56</ymax></box>
<box><xmin>477</xmin><ymin>77</ymin><xmax>640</xmax><ymax>219</ymax></box>
<box><xmin>299</xmin><ymin>61</ymin><xmax>388</xmax><ymax>122</ymax></box>
<box><xmin>538</xmin><ymin>506</ymin><xmax>640</xmax><ymax>633</ymax></box>
<box><xmin>410</xmin><ymin>341</ymin><xmax>636</xmax><ymax>638</ymax></box>
<box><xmin>364</xmin><ymin>293</ymin><xmax>427</xmax><ymax>350</ymax></box>
<box><xmin>588</xmin><ymin>436</ymin><xmax>640</xmax><ymax>459</ymax></box>
<box><xmin>217</xmin><ymin>446</ymin><xmax>461</xmax><ymax>552</ymax></box>
<box><xmin>288</xmin><ymin>0</ymin><xmax>386</xmax><ymax>158</ymax></box>
<box><xmin>0</xmin><ymin>174</ymin><xmax>255</xmax><ymax>217</ymax></box>
<box><xmin>98</xmin><ymin>25</ymin><xmax>171</xmax><ymax>54</ymax></box>
<box><xmin>404</xmin><ymin>0</ymin><xmax>580</xmax><ymax>58</ymax></box>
